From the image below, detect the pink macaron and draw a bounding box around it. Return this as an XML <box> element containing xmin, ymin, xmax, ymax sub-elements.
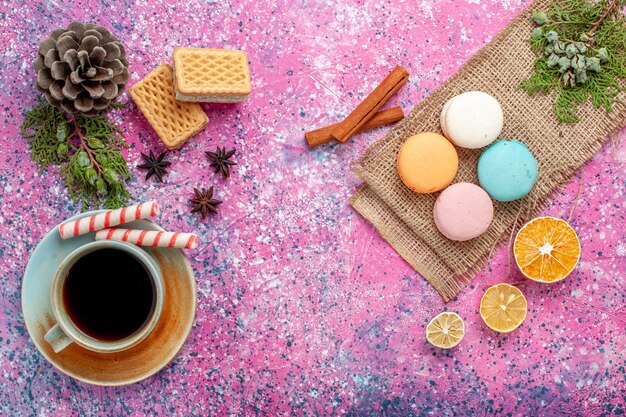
<box><xmin>433</xmin><ymin>183</ymin><xmax>494</xmax><ymax>241</ymax></box>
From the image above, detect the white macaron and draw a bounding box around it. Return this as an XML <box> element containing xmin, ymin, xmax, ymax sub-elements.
<box><xmin>440</xmin><ymin>91</ymin><xmax>503</xmax><ymax>149</ymax></box>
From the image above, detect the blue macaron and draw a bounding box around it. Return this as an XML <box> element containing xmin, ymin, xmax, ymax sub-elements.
<box><xmin>477</xmin><ymin>140</ymin><xmax>538</xmax><ymax>202</ymax></box>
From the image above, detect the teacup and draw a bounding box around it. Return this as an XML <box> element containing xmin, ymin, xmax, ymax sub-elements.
<box><xmin>45</xmin><ymin>240</ymin><xmax>164</xmax><ymax>353</ymax></box>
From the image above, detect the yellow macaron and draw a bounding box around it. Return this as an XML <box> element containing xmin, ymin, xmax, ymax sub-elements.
<box><xmin>396</xmin><ymin>132</ymin><xmax>459</xmax><ymax>193</ymax></box>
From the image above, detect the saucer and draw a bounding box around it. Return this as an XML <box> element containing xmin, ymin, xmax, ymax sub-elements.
<box><xmin>22</xmin><ymin>210</ymin><xmax>197</xmax><ymax>386</ymax></box>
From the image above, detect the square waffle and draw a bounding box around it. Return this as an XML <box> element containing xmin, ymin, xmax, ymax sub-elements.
<box><xmin>129</xmin><ymin>63</ymin><xmax>207</xmax><ymax>149</ymax></box>
<box><xmin>173</xmin><ymin>48</ymin><xmax>252</xmax><ymax>103</ymax></box>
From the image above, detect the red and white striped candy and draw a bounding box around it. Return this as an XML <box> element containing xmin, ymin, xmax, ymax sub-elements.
<box><xmin>59</xmin><ymin>201</ymin><xmax>159</xmax><ymax>239</ymax></box>
<box><xmin>95</xmin><ymin>228</ymin><xmax>199</xmax><ymax>250</ymax></box>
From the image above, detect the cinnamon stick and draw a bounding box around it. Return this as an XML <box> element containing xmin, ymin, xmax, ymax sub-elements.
<box><xmin>305</xmin><ymin>107</ymin><xmax>404</xmax><ymax>148</ymax></box>
<box><xmin>330</xmin><ymin>66</ymin><xmax>409</xmax><ymax>143</ymax></box>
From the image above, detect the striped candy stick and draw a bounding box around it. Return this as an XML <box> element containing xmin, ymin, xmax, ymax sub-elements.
<box><xmin>95</xmin><ymin>228</ymin><xmax>199</xmax><ymax>250</ymax></box>
<box><xmin>59</xmin><ymin>201</ymin><xmax>159</xmax><ymax>239</ymax></box>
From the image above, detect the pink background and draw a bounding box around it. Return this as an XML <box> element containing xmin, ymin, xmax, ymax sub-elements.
<box><xmin>1</xmin><ymin>0</ymin><xmax>625</xmax><ymax>415</ymax></box>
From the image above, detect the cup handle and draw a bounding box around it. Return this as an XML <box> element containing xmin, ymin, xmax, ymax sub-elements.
<box><xmin>44</xmin><ymin>323</ymin><xmax>73</xmax><ymax>353</ymax></box>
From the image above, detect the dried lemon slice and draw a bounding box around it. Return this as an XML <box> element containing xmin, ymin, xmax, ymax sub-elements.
<box><xmin>480</xmin><ymin>283</ymin><xmax>527</xmax><ymax>333</ymax></box>
<box><xmin>514</xmin><ymin>216</ymin><xmax>581</xmax><ymax>283</ymax></box>
<box><xmin>426</xmin><ymin>312</ymin><xmax>465</xmax><ymax>348</ymax></box>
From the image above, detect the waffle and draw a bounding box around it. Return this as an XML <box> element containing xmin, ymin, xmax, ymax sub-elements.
<box><xmin>173</xmin><ymin>48</ymin><xmax>251</xmax><ymax>103</ymax></box>
<box><xmin>129</xmin><ymin>63</ymin><xmax>208</xmax><ymax>149</ymax></box>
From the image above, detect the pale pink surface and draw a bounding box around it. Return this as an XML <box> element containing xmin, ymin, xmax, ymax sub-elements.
<box><xmin>0</xmin><ymin>0</ymin><xmax>625</xmax><ymax>416</ymax></box>
<box><xmin>434</xmin><ymin>182</ymin><xmax>494</xmax><ymax>241</ymax></box>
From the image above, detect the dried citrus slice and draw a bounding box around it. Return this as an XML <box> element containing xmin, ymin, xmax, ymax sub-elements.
<box><xmin>513</xmin><ymin>216</ymin><xmax>581</xmax><ymax>283</ymax></box>
<box><xmin>426</xmin><ymin>312</ymin><xmax>465</xmax><ymax>348</ymax></box>
<box><xmin>480</xmin><ymin>283</ymin><xmax>527</xmax><ymax>333</ymax></box>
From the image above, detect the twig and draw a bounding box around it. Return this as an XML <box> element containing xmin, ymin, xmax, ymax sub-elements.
<box><xmin>586</xmin><ymin>0</ymin><xmax>618</xmax><ymax>37</ymax></box>
<box><xmin>69</xmin><ymin>118</ymin><xmax>102</xmax><ymax>174</ymax></box>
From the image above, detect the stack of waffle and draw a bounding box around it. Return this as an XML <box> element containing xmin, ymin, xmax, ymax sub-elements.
<box><xmin>130</xmin><ymin>48</ymin><xmax>251</xmax><ymax>149</ymax></box>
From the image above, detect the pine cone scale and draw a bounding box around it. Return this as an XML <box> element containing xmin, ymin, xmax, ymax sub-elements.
<box><xmin>50</xmin><ymin>28</ymin><xmax>66</xmax><ymax>41</ymax></box>
<box><xmin>62</xmin><ymin>79</ymin><xmax>83</xmax><ymax>100</ymax></box>
<box><xmin>111</xmin><ymin>71</ymin><xmax>128</xmax><ymax>85</ymax></box>
<box><xmin>75</xmin><ymin>95</ymin><xmax>94</xmax><ymax>113</ymax></box>
<box><xmin>84</xmin><ymin>29</ymin><xmax>103</xmax><ymax>41</ymax></box>
<box><xmin>107</xmin><ymin>59</ymin><xmax>124</xmax><ymax>74</ymax></box>
<box><xmin>93</xmin><ymin>67</ymin><xmax>113</xmax><ymax>81</ymax></box>
<box><xmin>102</xmin><ymin>43</ymin><xmax>120</xmax><ymax>61</ymax></box>
<box><xmin>85</xmin><ymin>67</ymin><xmax>97</xmax><ymax>78</ymax></box>
<box><xmin>102</xmin><ymin>82</ymin><xmax>118</xmax><ymax>99</ymax></box>
<box><xmin>38</xmin><ymin>38</ymin><xmax>56</xmax><ymax>56</ymax></box>
<box><xmin>93</xmin><ymin>98</ymin><xmax>110</xmax><ymax>111</ymax></box>
<box><xmin>49</xmin><ymin>81</ymin><xmax>65</xmax><ymax>101</ymax></box>
<box><xmin>83</xmin><ymin>82</ymin><xmax>105</xmax><ymax>98</ymax></box>
<box><xmin>57</xmin><ymin>36</ymin><xmax>79</xmax><ymax>58</ymax></box>
<box><xmin>44</xmin><ymin>49</ymin><xmax>59</xmax><ymax>67</ymax></box>
<box><xmin>95</xmin><ymin>27</ymin><xmax>113</xmax><ymax>44</ymax></box>
<box><xmin>69</xmin><ymin>71</ymin><xmax>84</xmax><ymax>85</ymax></box>
<box><xmin>67</xmin><ymin>22</ymin><xmax>86</xmax><ymax>37</ymax></box>
<box><xmin>77</xmin><ymin>50</ymin><xmax>90</xmax><ymax>69</ymax></box>
<box><xmin>36</xmin><ymin>69</ymin><xmax>53</xmax><ymax>89</ymax></box>
<box><xmin>79</xmin><ymin>36</ymin><xmax>99</xmax><ymax>53</ymax></box>
<box><xmin>64</xmin><ymin>50</ymin><xmax>79</xmax><ymax>70</ymax></box>
<box><xmin>34</xmin><ymin>55</ymin><xmax>45</xmax><ymax>72</ymax></box>
<box><xmin>90</xmin><ymin>47</ymin><xmax>106</xmax><ymax>65</ymax></box>
<box><xmin>116</xmin><ymin>43</ymin><xmax>127</xmax><ymax>58</ymax></box>
<box><xmin>60</xmin><ymin>99</ymin><xmax>74</xmax><ymax>114</ymax></box>
<box><xmin>62</xmin><ymin>31</ymin><xmax>79</xmax><ymax>42</ymax></box>
<box><xmin>51</xmin><ymin>61</ymin><xmax>68</xmax><ymax>80</ymax></box>
<box><xmin>34</xmin><ymin>21</ymin><xmax>128</xmax><ymax>115</ymax></box>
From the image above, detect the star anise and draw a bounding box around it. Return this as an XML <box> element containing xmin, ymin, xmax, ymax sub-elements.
<box><xmin>205</xmin><ymin>147</ymin><xmax>237</xmax><ymax>178</ymax></box>
<box><xmin>189</xmin><ymin>187</ymin><xmax>222</xmax><ymax>219</ymax></box>
<box><xmin>137</xmin><ymin>150</ymin><xmax>171</xmax><ymax>182</ymax></box>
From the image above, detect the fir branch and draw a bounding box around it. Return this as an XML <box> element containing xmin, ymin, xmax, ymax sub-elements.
<box><xmin>21</xmin><ymin>100</ymin><xmax>132</xmax><ymax>210</ymax></box>
<box><xmin>21</xmin><ymin>100</ymin><xmax>68</xmax><ymax>169</ymax></box>
<box><xmin>519</xmin><ymin>0</ymin><xmax>626</xmax><ymax>123</ymax></box>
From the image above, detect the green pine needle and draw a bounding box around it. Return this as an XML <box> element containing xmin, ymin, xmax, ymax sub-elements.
<box><xmin>21</xmin><ymin>100</ymin><xmax>132</xmax><ymax>210</ymax></box>
<box><xmin>519</xmin><ymin>0</ymin><xmax>626</xmax><ymax>123</ymax></box>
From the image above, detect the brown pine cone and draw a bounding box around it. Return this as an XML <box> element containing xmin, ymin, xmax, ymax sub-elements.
<box><xmin>33</xmin><ymin>22</ymin><xmax>129</xmax><ymax>115</ymax></box>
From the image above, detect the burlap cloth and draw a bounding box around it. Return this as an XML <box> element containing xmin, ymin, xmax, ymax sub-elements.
<box><xmin>350</xmin><ymin>0</ymin><xmax>626</xmax><ymax>302</ymax></box>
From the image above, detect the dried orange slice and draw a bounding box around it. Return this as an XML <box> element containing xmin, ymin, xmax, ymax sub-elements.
<box><xmin>513</xmin><ymin>216</ymin><xmax>581</xmax><ymax>283</ymax></box>
<box><xmin>480</xmin><ymin>283</ymin><xmax>527</xmax><ymax>333</ymax></box>
<box><xmin>426</xmin><ymin>312</ymin><xmax>465</xmax><ymax>348</ymax></box>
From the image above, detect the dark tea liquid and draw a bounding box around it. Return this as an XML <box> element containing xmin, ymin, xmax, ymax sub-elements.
<box><xmin>63</xmin><ymin>248</ymin><xmax>155</xmax><ymax>341</ymax></box>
